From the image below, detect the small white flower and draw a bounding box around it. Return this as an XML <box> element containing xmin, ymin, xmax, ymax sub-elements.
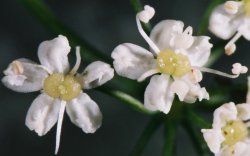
<box><xmin>2</xmin><ymin>35</ymin><xmax>114</xmax><ymax>154</ymax></box>
<box><xmin>111</xmin><ymin>5</ymin><xmax>246</xmax><ymax>114</ymax></box>
<box><xmin>202</xmin><ymin>102</ymin><xmax>250</xmax><ymax>156</ymax></box>
<box><xmin>202</xmin><ymin>77</ymin><xmax>250</xmax><ymax>156</ymax></box>
<box><xmin>209</xmin><ymin>0</ymin><xmax>250</xmax><ymax>55</ymax></box>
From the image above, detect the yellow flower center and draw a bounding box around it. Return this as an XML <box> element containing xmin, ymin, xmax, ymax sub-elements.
<box><xmin>243</xmin><ymin>0</ymin><xmax>250</xmax><ymax>16</ymax></box>
<box><xmin>156</xmin><ymin>50</ymin><xmax>191</xmax><ymax>77</ymax></box>
<box><xmin>222</xmin><ymin>120</ymin><xmax>248</xmax><ymax>146</ymax></box>
<box><xmin>43</xmin><ymin>73</ymin><xmax>81</xmax><ymax>101</ymax></box>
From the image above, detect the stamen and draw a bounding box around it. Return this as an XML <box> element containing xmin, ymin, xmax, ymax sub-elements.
<box><xmin>55</xmin><ymin>101</ymin><xmax>66</xmax><ymax>155</ymax></box>
<box><xmin>225</xmin><ymin>32</ymin><xmax>242</xmax><ymax>55</ymax></box>
<box><xmin>193</xmin><ymin>63</ymin><xmax>247</xmax><ymax>79</ymax></box>
<box><xmin>137</xmin><ymin>69</ymin><xmax>160</xmax><ymax>82</ymax></box>
<box><xmin>70</xmin><ymin>46</ymin><xmax>81</xmax><ymax>75</ymax></box>
<box><xmin>136</xmin><ymin>7</ymin><xmax>160</xmax><ymax>54</ymax></box>
<box><xmin>224</xmin><ymin>1</ymin><xmax>240</xmax><ymax>15</ymax></box>
<box><xmin>137</xmin><ymin>5</ymin><xmax>155</xmax><ymax>23</ymax></box>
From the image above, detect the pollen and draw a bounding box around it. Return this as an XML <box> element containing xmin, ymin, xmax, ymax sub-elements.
<box><xmin>156</xmin><ymin>50</ymin><xmax>191</xmax><ymax>77</ymax></box>
<box><xmin>43</xmin><ymin>73</ymin><xmax>81</xmax><ymax>101</ymax></box>
<box><xmin>243</xmin><ymin>0</ymin><xmax>250</xmax><ymax>16</ymax></box>
<box><xmin>222</xmin><ymin>120</ymin><xmax>248</xmax><ymax>146</ymax></box>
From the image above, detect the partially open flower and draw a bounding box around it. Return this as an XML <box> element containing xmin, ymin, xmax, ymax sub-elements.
<box><xmin>209</xmin><ymin>0</ymin><xmax>250</xmax><ymax>55</ymax></box>
<box><xmin>111</xmin><ymin>5</ymin><xmax>247</xmax><ymax>114</ymax></box>
<box><xmin>2</xmin><ymin>35</ymin><xmax>114</xmax><ymax>154</ymax></box>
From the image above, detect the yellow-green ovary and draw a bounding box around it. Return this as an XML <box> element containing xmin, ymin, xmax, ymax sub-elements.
<box><xmin>156</xmin><ymin>50</ymin><xmax>191</xmax><ymax>77</ymax></box>
<box><xmin>244</xmin><ymin>0</ymin><xmax>250</xmax><ymax>16</ymax></box>
<box><xmin>222</xmin><ymin>120</ymin><xmax>248</xmax><ymax>146</ymax></box>
<box><xmin>43</xmin><ymin>73</ymin><xmax>81</xmax><ymax>101</ymax></box>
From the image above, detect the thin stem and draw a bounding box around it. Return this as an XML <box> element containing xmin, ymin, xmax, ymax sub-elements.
<box><xmin>19</xmin><ymin>0</ymin><xmax>112</xmax><ymax>64</ymax></box>
<box><xmin>162</xmin><ymin>120</ymin><xmax>176</xmax><ymax>156</ymax></box>
<box><xmin>98</xmin><ymin>86</ymin><xmax>157</xmax><ymax>115</ymax></box>
<box><xmin>197</xmin><ymin>0</ymin><xmax>226</xmax><ymax>35</ymax></box>
<box><xmin>130</xmin><ymin>115</ymin><xmax>163</xmax><ymax>156</ymax></box>
<box><xmin>187</xmin><ymin>109</ymin><xmax>211</xmax><ymax>129</ymax></box>
<box><xmin>182</xmin><ymin>109</ymin><xmax>211</xmax><ymax>156</ymax></box>
<box><xmin>130</xmin><ymin>0</ymin><xmax>151</xmax><ymax>33</ymax></box>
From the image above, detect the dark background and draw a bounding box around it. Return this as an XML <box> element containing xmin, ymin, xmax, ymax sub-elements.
<box><xmin>0</xmin><ymin>0</ymin><xmax>249</xmax><ymax>155</ymax></box>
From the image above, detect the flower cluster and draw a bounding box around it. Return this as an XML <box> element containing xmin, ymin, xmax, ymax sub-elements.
<box><xmin>2</xmin><ymin>2</ymin><xmax>250</xmax><ymax>156</ymax></box>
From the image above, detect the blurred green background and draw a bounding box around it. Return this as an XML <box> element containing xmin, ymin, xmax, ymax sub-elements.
<box><xmin>0</xmin><ymin>0</ymin><xmax>249</xmax><ymax>155</ymax></box>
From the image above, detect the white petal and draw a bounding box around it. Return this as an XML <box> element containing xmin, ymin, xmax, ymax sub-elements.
<box><xmin>25</xmin><ymin>93</ymin><xmax>60</xmax><ymax>136</ymax></box>
<box><xmin>174</xmin><ymin>75</ymin><xmax>209</xmax><ymax>103</ymax></box>
<box><xmin>2</xmin><ymin>59</ymin><xmax>48</xmax><ymax>93</ymax></box>
<box><xmin>66</xmin><ymin>93</ymin><xmax>102</xmax><ymax>133</ymax></box>
<box><xmin>38</xmin><ymin>35</ymin><xmax>71</xmax><ymax>73</ymax></box>
<box><xmin>144</xmin><ymin>74</ymin><xmax>174</xmax><ymax>114</ymax></box>
<box><xmin>209</xmin><ymin>4</ymin><xmax>243</xmax><ymax>39</ymax></box>
<box><xmin>238</xmin><ymin>18</ymin><xmax>250</xmax><ymax>40</ymax></box>
<box><xmin>150</xmin><ymin>20</ymin><xmax>184</xmax><ymax>50</ymax></box>
<box><xmin>111</xmin><ymin>43</ymin><xmax>156</xmax><ymax>79</ymax></box>
<box><xmin>80</xmin><ymin>61</ymin><xmax>114</xmax><ymax>89</ymax></box>
<box><xmin>201</xmin><ymin>128</ymin><xmax>224</xmax><ymax>154</ymax></box>
<box><xmin>236</xmin><ymin>103</ymin><xmax>250</xmax><ymax>121</ymax></box>
<box><xmin>186</xmin><ymin>36</ymin><xmax>212</xmax><ymax>67</ymax></box>
<box><xmin>212</xmin><ymin>102</ymin><xmax>238</xmax><ymax>129</ymax></box>
<box><xmin>170</xmin><ymin>80</ymin><xmax>189</xmax><ymax>101</ymax></box>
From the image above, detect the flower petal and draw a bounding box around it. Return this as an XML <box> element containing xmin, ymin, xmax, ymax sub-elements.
<box><xmin>212</xmin><ymin>102</ymin><xmax>238</xmax><ymax>129</ymax></box>
<box><xmin>111</xmin><ymin>43</ymin><xmax>156</xmax><ymax>80</ymax></box>
<box><xmin>173</xmin><ymin>75</ymin><xmax>209</xmax><ymax>103</ymax></box>
<box><xmin>144</xmin><ymin>74</ymin><xmax>174</xmax><ymax>114</ymax></box>
<box><xmin>201</xmin><ymin>128</ymin><xmax>224</xmax><ymax>154</ymax></box>
<box><xmin>150</xmin><ymin>20</ymin><xmax>184</xmax><ymax>50</ymax></box>
<box><xmin>236</xmin><ymin>103</ymin><xmax>250</xmax><ymax>121</ymax></box>
<box><xmin>238</xmin><ymin>18</ymin><xmax>250</xmax><ymax>40</ymax></box>
<box><xmin>2</xmin><ymin>59</ymin><xmax>48</xmax><ymax>93</ymax></box>
<box><xmin>25</xmin><ymin>93</ymin><xmax>60</xmax><ymax>136</ymax></box>
<box><xmin>209</xmin><ymin>4</ymin><xmax>242</xmax><ymax>39</ymax></box>
<box><xmin>66</xmin><ymin>93</ymin><xmax>102</xmax><ymax>133</ymax></box>
<box><xmin>38</xmin><ymin>35</ymin><xmax>71</xmax><ymax>73</ymax></box>
<box><xmin>79</xmin><ymin>61</ymin><xmax>114</xmax><ymax>89</ymax></box>
<box><xmin>185</xmin><ymin>36</ymin><xmax>212</xmax><ymax>67</ymax></box>
<box><xmin>220</xmin><ymin>141</ymin><xmax>249</xmax><ymax>156</ymax></box>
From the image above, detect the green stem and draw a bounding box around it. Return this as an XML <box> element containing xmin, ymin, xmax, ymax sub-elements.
<box><xmin>182</xmin><ymin>109</ymin><xmax>211</xmax><ymax>156</ymax></box>
<box><xmin>130</xmin><ymin>115</ymin><xmax>163</xmax><ymax>156</ymax></box>
<box><xmin>19</xmin><ymin>0</ymin><xmax>111</xmax><ymax>63</ymax></box>
<box><xmin>130</xmin><ymin>0</ymin><xmax>151</xmax><ymax>33</ymax></box>
<box><xmin>162</xmin><ymin>120</ymin><xmax>176</xmax><ymax>156</ymax></box>
<box><xmin>98</xmin><ymin>86</ymin><xmax>156</xmax><ymax>115</ymax></box>
<box><xmin>187</xmin><ymin>109</ymin><xmax>211</xmax><ymax>129</ymax></box>
<box><xmin>197</xmin><ymin>0</ymin><xmax>226</xmax><ymax>35</ymax></box>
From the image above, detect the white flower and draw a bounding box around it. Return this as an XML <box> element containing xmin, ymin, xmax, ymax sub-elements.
<box><xmin>209</xmin><ymin>0</ymin><xmax>250</xmax><ymax>55</ymax></box>
<box><xmin>111</xmin><ymin>5</ymin><xmax>246</xmax><ymax>114</ymax></box>
<box><xmin>2</xmin><ymin>35</ymin><xmax>114</xmax><ymax>154</ymax></box>
<box><xmin>202</xmin><ymin>76</ymin><xmax>250</xmax><ymax>156</ymax></box>
<box><xmin>202</xmin><ymin>102</ymin><xmax>250</xmax><ymax>156</ymax></box>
